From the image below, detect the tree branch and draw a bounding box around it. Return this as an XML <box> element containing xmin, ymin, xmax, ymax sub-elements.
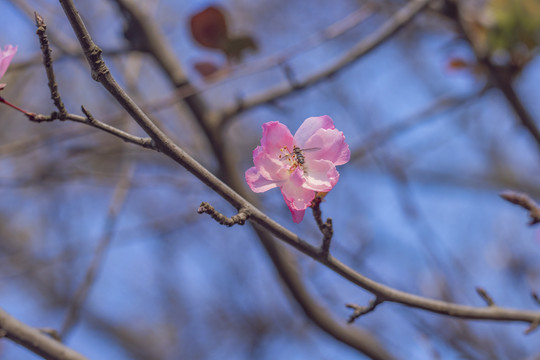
<box><xmin>219</xmin><ymin>0</ymin><xmax>432</xmax><ymax>121</ymax></box>
<box><xmin>0</xmin><ymin>307</ymin><xmax>88</xmax><ymax>360</ymax></box>
<box><xmin>58</xmin><ymin>0</ymin><xmax>540</xmax><ymax>337</ymax></box>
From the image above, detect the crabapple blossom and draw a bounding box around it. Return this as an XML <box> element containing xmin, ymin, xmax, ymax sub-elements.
<box><xmin>245</xmin><ymin>115</ymin><xmax>350</xmax><ymax>223</ymax></box>
<box><xmin>0</xmin><ymin>45</ymin><xmax>17</xmax><ymax>90</ymax></box>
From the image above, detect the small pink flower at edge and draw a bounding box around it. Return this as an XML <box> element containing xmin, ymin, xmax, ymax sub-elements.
<box><xmin>245</xmin><ymin>115</ymin><xmax>350</xmax><ymax>223</ymax></box>
<box><xmin>0</xmin><ymin>45</ymin><xmax>18</xmax><ymax>90</ymax></box>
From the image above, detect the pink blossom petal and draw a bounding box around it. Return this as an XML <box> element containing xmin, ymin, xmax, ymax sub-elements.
<box><xmin>252</xmin><ymin>146</ymin><xmax>289</xmax><ymax>182</ymax></box>
<box><xmin>288</xmin><ymin>207</ymin><xmax>306</xmax><ymax>223</ymax></box>
<box><xmin>304</xmin><ymin>128</ymin><xmax>350</xmax><ymax>165</ymax></box>
<box><xmin>281</xmin><ymin>169</ymin><xmax>315</xmax><ymax>216</ymax></box>
<box><xmin>245</xmin><ymin>167</ymin><xmax>279</xmax><ymax>193</ymax></box>
<box><xmin>303</xmin><ymin>159</ymin><xmax>339</xmax><ymax>192</ymax></box>
<box><xmin>0</xmin><ymin>45</ymin><xmax>17</xmax><ymax>80</ymax></box>
<box><xmin>261</xmin><ymin>121</ymin><xmax>294</xmax><ymax>156</ymax></box>
<box><xmin>245</xmin><ymin>116</ymin><xmax>349</xmax><ymax>223</ymax></box>
<box><xmin>294</xmin><ymin>115</ymin><xmax>335</xmax><ymax>147</ymax></box>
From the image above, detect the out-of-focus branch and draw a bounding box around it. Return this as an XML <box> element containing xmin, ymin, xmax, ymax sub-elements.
<box><xmin>0</xmin><ymin>307</ymin><xmax>88</xmax><ymax>360</ymax></box>
<box><xmin>500</xmin><ymin>191</ymin><xmax>540</xmax><ymax>225</ymax></box>
<box><xmin>60</xmin><ymin>164</ymin><xmax>134</xmax><ymax>339</ymax></box>
<box><xmin>444</xmin><ymin>0</ymin><xmax>540</xmax><ymax>152</ymax></box>
<box><xmin>350</xmin><ymin>92</ymin><xmax>481</xmax><ymax>162</ymax></box>
<box><xmin>219</xmin><ymin>0</ymin><xmax>433</xmax><ymax>122</ymax></box>
<box><xmin>57</xmin><ymin>0</ymin><xmax>540</xmax><ymax>339</ymax></box>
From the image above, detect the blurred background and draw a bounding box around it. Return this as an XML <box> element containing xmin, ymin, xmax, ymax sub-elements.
<box><xmin>1</xmin><ymin>0</ymin><xmax>540</xmax><ymax>359</ymax></box>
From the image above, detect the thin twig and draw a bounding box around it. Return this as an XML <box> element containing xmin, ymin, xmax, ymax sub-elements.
<box><xmin>27</xmin><ymin>110</ymin><xmax>156</xmax><ymax>150</ymax></box>
<box><xmin>476</xmin><ymin>287</ymin><xmax>495</xmax><ymax>307</ymax></box>
<box><xmin>197</xmin><ymin>202</ymin><xmax>249</xmax><ymax>226</ymax></box>
<box><xmin>34</xmin><ymin>12</ymin><xmax>67</xmax><ymax>119</ymax></box>
<box><xmin>346</xmin><ymin>298</ymin><xmax>384</xmax><ymax>324</ymax></box>
<box><xmin>61</xmin><ymin>164</ymin><xmax>134</xmax><ymax>339</ymax></box>
<box><xmin>500</xmin><ymin>191</ymin><xmax>540</xmax><ymax>225</ymax></box>
<box><xmin>311</xmin><ymin>194</ymin><xmax>334</xmax><ymax>256</ymax></box>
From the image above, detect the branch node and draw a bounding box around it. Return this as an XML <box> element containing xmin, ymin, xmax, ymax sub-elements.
<box><xmin>87</xmin><ymin>45</ymin><xmax>109</xmax><ymax>81</ymax></box>
<box><xmin>500</xmin><ymin>191</ymin><xmax>540</xmax><ymax>226</ymax></box>
<box><xmin>197</xmin><ymin>202</ymin><xmax>250</xmax><ymax>227</ymax></box>
<box><xmin>476</xmin><ymin>287</ymin><xmax>495</xmax><ymax>307</ymax></box>
<box><xmin>346</xmin><ymin>298</ymin><xmax>383</xmax><ymax>324</ymax></box>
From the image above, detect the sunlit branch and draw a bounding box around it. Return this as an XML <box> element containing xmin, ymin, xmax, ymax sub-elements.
<box><xmin>0</xmin><ymin>307</ymin><xmax>88</xmax><ymax>360</ymax></box>
<box><xmin>58</xmin><ymin>0</ymin><xmax>540</xmax><ymax>338</ymax></box>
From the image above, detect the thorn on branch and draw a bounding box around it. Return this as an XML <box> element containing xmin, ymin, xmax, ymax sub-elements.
<box><xmin>346</xmin><ymin>298</ymin><xmax>383</xmax><ymax>324</ymax></box>
<box><xmin>476</xmin><ymin>287</ymin><xmax>495</xmax><ymax>307</ymax></box>
<box><xmin>500</xmin><ymin>191</ymin><xmax>540</xmax><ymax>226</ymax></box>
<box><xmin>311</xmin><ymin>193</ymin><xmax>334</xmax><ymax>256</ymax></box>
<box><xmin>197</xmin><ymin>202</ymin><xmax>250</xmax><ymax>227</ymax></box>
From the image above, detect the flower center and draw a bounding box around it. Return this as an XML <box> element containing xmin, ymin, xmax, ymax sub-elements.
<box><xmin>279</xmin><ymin>146</ymin><xmax>306</xmax><ymax>173</ymax></box>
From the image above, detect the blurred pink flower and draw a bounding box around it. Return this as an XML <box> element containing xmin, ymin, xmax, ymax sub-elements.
<box><xmin>245</xmin><ymin>115</ymin><xmax>350</xmax><ymax>223</ymax></box>
<box><xmin>0</xmin><ymin>45</ymin><xmax>17</xmax><ymax>90</ymax></box>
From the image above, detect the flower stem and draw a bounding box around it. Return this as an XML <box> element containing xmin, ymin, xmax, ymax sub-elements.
<box><xmin>0</xmin><ymin>96</ymin><xmax>36</xmax><ymax>118</ymax></box>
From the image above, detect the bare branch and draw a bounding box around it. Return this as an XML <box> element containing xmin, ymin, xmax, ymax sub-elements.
<box><xmin>500</xmin><ymin>191</ymin><xmax>540</xmax><ymax>225</ymax></box>
<box><xmin>0</xmin><ymin>307</ymin><xmax>88</xmax><ymax>360</ymax></box>
<box><xmin>27</xmin><ymin>110</ymin><xmax>156</xmax><ymax>150</ymax></box>
<box><xmin>197</xmin><ymin>202</ymin><xmax>250</xmax><ymax>226</ymax></box>
<box><xmin>57</xmin><ymin>0</ymin><xmax>540</xmax><ymax>336</ymax></box>
<box><xmin>34</xmin><ymin>11</ymin><xmax>67</xmax><ymax>119</ymax></box>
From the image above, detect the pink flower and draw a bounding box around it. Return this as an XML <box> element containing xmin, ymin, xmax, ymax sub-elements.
<box><xmin>0</xmin><ymin>45</ymin><xmax>17</xmax><ymax>90</ymax></box>
<box><xmin>245</xmin><ymin>115</ymin><xmax>350</xmax><ymax>223</ymax></box>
